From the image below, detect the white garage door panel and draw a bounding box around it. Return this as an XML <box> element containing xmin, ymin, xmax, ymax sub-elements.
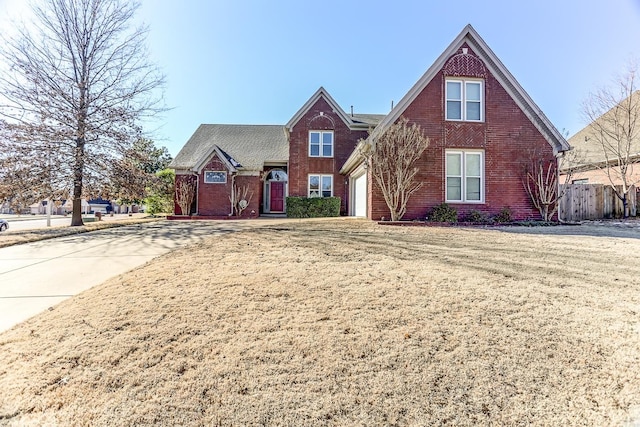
<box><xmin>354</xmin><ymin>173</ymin><xmax>367</xmax><ymax>217</ymax></box>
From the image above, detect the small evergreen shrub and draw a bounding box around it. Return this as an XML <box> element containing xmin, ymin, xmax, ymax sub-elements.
<box><xmin>286</xmin><ymin>197</ymin><xmax>341</xmax><ymax>218</ymax></box>
<box><xmin>493</xmin><ymin>207</ymin><xmax>513</xmax><ymax>223</ymax></box>
<box><xmin>428</xmin><ymin>203</ymin><xmax>458</xmax><ymax>222</ymax></box>
<box><xmin>465</xmin><ymin>209</ymin><xmax>492</xmax><ymax>224</ymax></box>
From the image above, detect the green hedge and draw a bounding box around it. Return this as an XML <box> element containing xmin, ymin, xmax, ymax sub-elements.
<box><xmin>286</xmin><ymin>197</ymin><xmax>341</xmax><ymax>218</ymax></box>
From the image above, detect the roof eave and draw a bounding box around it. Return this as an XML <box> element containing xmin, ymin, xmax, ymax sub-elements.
<box><xmin>193</xmin><ymin>145</ymin><xmax>239</xmax><ymax>174</ymax></box>
<box><xmin>340</xmin><ymin>139</ymin><xmax>368</xmax><ymax>175</ymax></box>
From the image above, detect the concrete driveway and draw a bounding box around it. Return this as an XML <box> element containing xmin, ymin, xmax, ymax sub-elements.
<box><xmin>0</xmin><ymin>220</ymin><xmax>253</xmax><ymax>332</ymax></box>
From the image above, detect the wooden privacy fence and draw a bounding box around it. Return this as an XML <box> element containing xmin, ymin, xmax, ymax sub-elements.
<box><xmin>559</xmin><ymin>184</ymin><xmax>638</xmax><ymax>221</ymax></box>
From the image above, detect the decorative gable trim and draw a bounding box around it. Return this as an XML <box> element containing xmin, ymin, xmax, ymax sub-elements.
<box><xmin>443</xmin><ymin>46</ymin><xmax>487</xmax><ymax>78</ymax></box>
<box><xmin>286</xmin><ymin>87</ymin><xmax>370</xmax><ymax>131</ymax></box>
<box><xmin>194</xmin><ymin>145</ymin><xmax>240</xmax><ymax>174</ymax></box>
<box><xmin>373</xmin><ymin>24</ymin><xmax>570</xmax><ymax>155</ymax></box>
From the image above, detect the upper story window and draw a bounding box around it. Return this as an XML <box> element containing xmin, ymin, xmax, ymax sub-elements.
<box><xmin>309</xmin><ymin>131</ymin><xmax>334</xmax><ymax>157</ymax></box>
<box><xmin>445</xmin><ymin>150</ymin><xmax>484</xmax><ymax>203</ymax></box>
<box><xmin>445</xmin><ymin>79</ymin><xmax>483</xmax><ymax>122</ymax></box>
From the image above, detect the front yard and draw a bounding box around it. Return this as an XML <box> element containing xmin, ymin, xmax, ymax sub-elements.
<box><xmin>0</xmin><ymin>219</ymin><xmax>639</xmax><ymax>425</ymax></box>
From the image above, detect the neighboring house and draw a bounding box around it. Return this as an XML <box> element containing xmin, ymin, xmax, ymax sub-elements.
<box><xmin>61</xmin><ymin>198</ymin><xmax>115</xmax><ymax>214</ymax></box>
<box><xmin>171</xmin><ymin>24</ymin><xmax>570</xmax><ymax>220</ymax></box>
<box><xmin>30</xmin><ymin>200</ymin><xmax>66</xmax><ymax>215</ymax></box>
<box><xmin>86</xmin><ymin>198</ymin><xmax>112</xmax><ymax>214</ymax></box>
<box><xmin>562</xmin><ymin>91</ymin><xmax>640</xmax><ymax>187</ymax></box>
<box><xmin>29</xmin><ymin>201</ymin><xmax>47</xmax><ymax>215</ymax></box>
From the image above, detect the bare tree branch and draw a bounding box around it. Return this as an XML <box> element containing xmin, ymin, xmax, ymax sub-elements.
<box><xmin>175</xmin><ymin>177</ymin><xmax>196</xmax><ymax>216</ymax></box>
<box><xmin>580</xmin><ymin>63</ymin><xmax>640</xmax><ymax>217</ymax></box>
<box><xmin>0</xmin><ymin>0</ymin><xmax>166</xmax><ymax>225</ymax></box>
<box><xmin>521</xmin><ymin>133</ymin><xmax>578</xmax><ymax>222</ymax></box>
<box><xmin>360</xmin><ymin>118</ymin><xmax>430</xmax><ymax>221</ymax></box>
<box><xmin>229</xmin><ymin>184</ymin><xmax>254</xmax><ymax>217</ymax></box>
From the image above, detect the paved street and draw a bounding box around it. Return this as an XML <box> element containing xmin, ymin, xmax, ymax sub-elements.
<box><xmin>0</xmin><ymin>220</ymin><xmax>252</xmax><ymax>332</ymax></box>
<box><xmin>0</xmin><ymin>213</ymin><xmax>140</xmax><ymax>232</ymax></box>
<box><xmin>0</xmin><ymin>216</ymin><xmax>71</xmax><ymax>231</ymax></box>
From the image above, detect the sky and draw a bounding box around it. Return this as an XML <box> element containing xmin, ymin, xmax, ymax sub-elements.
<box><xmin>1</xmin><ymin>0</ymin><xmax>640</xmax><ymax>157</ymax></box>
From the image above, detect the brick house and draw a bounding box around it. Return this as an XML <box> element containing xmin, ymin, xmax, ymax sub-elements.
<box><xmin>170</xmin><ymin>24</ymin><xmax>570</xmax><ymax>220</ymax></box>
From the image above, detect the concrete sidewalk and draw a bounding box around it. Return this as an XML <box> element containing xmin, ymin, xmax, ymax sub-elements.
<box><xmin>0</xmin><ymin>220</ymin><xmax>240</xmax><ymax>332</ymax></box>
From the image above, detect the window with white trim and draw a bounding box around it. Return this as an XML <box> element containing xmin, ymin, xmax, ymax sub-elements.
<box><xmin>445</xmin><ymin>79</ymin><xmax>483</xmax><ymax>121</ymax></box>
<box><xmin>446</xmin><ymin>150</ymin><xmax>484</xmax><ymax>202</ymax></box>
<box><xmin>308</xmin><ymin>174</ymin><xmax>333</xmax><ymax>197</ymax></box>
<box><xmin>309</xmin><ymin>131</ymin><xmax>334</xmax><ymax>157</ymax></box>
<box><xmin>204</xmin><ymin>171</ymin><xmax>227</xmax><ymax>184</ymax></box>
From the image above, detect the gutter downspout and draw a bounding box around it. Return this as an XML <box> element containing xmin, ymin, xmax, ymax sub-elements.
<box><xmin>192</xmin><ymin>170</ymin><xmax>199</xmax><ymax>216</ymax></box>
<box><xmin>556</xmin><ymin>151</ymin><xmax>565</xmax><ymax>223</ymax></box>
<box><xmin>230</xmin><ymin>172</ymin><xmax>236</xmax><ymax>216</ymax></box>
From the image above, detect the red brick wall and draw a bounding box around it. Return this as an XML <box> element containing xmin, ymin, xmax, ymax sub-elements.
<box><xmin>194</xmin><ymin>155</ymin><xmax>262</xmax><ymax>217</ymax></box>
<box><xmin>197</xmin><ymin>155</ymin><xmax>233</xmax><ymax>216</ymax></box>
<box><xmin>369</xmin><ymin>46</ymin><xmax>557</xmax><ymax>221</ymax></box>
<box><xmin>289</xmin><ymin>97</ymin><xmax>369</xmax><ymax>214</ymax></box>
<box><xmin>234</xmin><ymin>175</ymin><xmax>261</xmax><ymax>217</ymax></box>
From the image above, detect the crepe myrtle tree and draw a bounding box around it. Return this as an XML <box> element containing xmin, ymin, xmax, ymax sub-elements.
<box><xmin>522</xmin><ymin>150</ymin><xmax>576</xmax><ymax>222</ymax></box>
<box><xmin>0</xmin><ymin>0</ymin><xmax>165</xmax><ymax>226</ymax></box>
<box><xmin>520</xmin><ymin>128</ymin><xmax>579</xmax><ymax>222</ymax></box>
<box><xmin>581</xmin><ymin>63</ymin><xmax>640</xmax><ymax>218</ymax></box>
<box><xmin>360</xmin><ymin>118</ymin><xmax>430</xmax><ymax>221</ymax></box>
<box><xmin>175</xmin><ymin>176</ymin><xmax>196</xmax><ymax>216</ymax></box>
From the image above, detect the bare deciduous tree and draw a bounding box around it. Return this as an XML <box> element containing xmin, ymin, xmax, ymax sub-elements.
<box><xmin>581</xmin><ymin>64</ymin><xmax>640</xmax><ymax>217</ymax></box>
<box><xmin>519</xmin><ymin>126</ymin><xmax>579</xmax><ymax>222</ymax></box>
<box><xmin>0</xmin><ymin>120</ymin><xmax>69</xmax><ymax>209</ymax></box>
<box><xmin>0</xmin><ymin>0</ymin><xmax>165</xmax><ymax>226</ymax></box>
<box><xmin>229</xmin><ymin>184</ymin><xmax>253</xmax><ymax>217</ymax></box>
<box><xmin>360</xmin><ymin>118</ymin><xmax>430</xmax><ymax>221</ymax></box>
<box><xmin>175</xmin><ymin>177</ymin><xmax>196</xmax><ymax>216</ymax></box>
<box><xmin>523</xmin><ymin>152</ymin><xmax>576</xmax><ymax>221</ymax></box>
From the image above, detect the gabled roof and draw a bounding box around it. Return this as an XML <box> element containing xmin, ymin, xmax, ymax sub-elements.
<box><xmin>351</xmin><ymin>113</ymin><xmax>386</xmax><ymax>126</ymax></box>
<box><xmin>169</xmin><ymin>124</ymin><xmax>289</xmax><ymax>172</ymax></box>
<box><xmin>372</xmin><ymin>24</ymin><xmax>570</xmax><ymax>155</ymax></box>
<box><xmin>194</xmin><ymin>145</ymin><xmax>240</xmax><ymax>173</ymax></box>
<box><xmin>286</xmin><ymin>87</ymin><xmax>384</xmax><ymax>130</ymax></box>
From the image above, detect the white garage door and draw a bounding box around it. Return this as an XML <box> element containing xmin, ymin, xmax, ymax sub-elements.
<box><xmin>353</xmin><ymin>172</ymin><xmax>367</xmax><ymax>217</ymax></box>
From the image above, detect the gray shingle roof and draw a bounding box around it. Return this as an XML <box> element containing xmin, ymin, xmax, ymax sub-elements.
<box><xmin>170</xmin><ymin>124</ymin><xmax>289</xmax><ymax>172</ymax></box>
<box><xmin>351</xmin><ymin>114</ymin><xmax>386</xmax><ymax>126</ymax></box>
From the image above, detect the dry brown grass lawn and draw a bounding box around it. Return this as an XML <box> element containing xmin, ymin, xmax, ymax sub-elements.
<box><xmin>1</xmin><ymin>219</ymin><xmax>639</xmax><ymax>426</ymax></box>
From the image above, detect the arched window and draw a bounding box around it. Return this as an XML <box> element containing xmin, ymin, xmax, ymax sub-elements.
<box><xmin>266</xmin><ymin>169</ymin><xmax>288</xmax><ymax>182</ymax></box>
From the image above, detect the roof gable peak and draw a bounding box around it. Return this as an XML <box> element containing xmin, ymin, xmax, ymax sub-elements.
<box><xmin>375</xmin><ymin>24</ymin><xmax>569</xmax><ymax>154</ymax></box>
<box><xmin>194</xmin><ymin>144</ymin><xmax>239</xmax><ymax>173</ymax></box>
<box><xmin>286</xmin><ymin>87</ymin><xmax>354</xmax><ymax>130</ymax></box>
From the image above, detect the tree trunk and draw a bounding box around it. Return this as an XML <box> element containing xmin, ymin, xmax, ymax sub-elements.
<box><xmin>71</xmin><ymin>120</ymin><xmax>86</xmax><ymax>226</ymax></box>
<box><xmin>71</xmin><ymin>197</ymin><xmax>83</xmax><ymax>226</ymax></box>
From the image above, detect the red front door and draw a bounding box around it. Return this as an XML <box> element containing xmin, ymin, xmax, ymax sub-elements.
<box><xmin>270</xmin><ymin>182</ymin><xmax>285</xmax><ymax>212</ymax></box>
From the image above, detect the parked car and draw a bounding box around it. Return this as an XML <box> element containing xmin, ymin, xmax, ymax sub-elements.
<box><xmin>0</xmin><ymin>219</ymin><xmax>8</xmax><ymax>232</ymax></box>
